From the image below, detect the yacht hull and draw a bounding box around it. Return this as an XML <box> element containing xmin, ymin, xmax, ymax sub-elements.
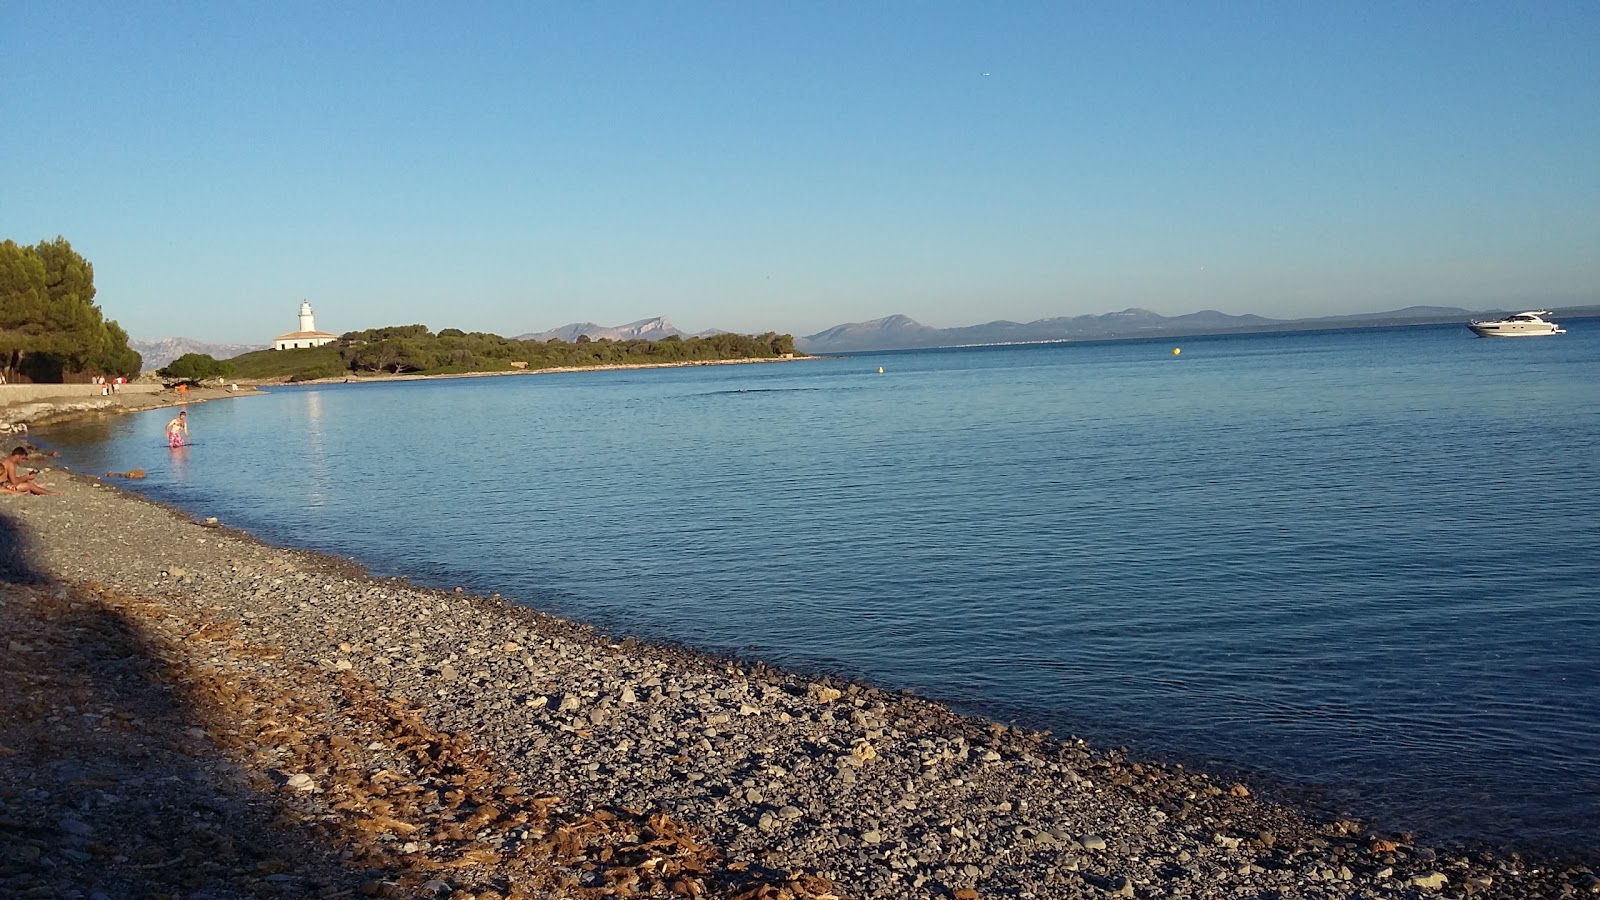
<box><xmin>1466</xmin><ymin>311</ymin><xmax>1566</xmax><ymax>338</ymax></box>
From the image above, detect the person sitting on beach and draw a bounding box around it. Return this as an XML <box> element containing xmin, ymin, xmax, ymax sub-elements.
<box><xmin>2</xmin><ymin>447</ymin><xmax>57</xmax><ymax>495</ymax></box>
<box><xmin>166</xmin><ymin>411</ymin><xmax>189</xmax><ymax>447</ymax></box>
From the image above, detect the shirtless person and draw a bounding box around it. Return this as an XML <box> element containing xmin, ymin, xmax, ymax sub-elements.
<box><xmin>166</xmin><ymin>410</ymin><xmax>189</xmax><ymax>447</ymax></box>
<box><xmin>2</xmin><ymin>447</ymin><xmax>56</xmax><ymax>495</ymax></box>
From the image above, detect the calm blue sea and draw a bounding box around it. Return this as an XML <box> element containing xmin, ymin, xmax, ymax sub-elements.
<box><xmin>40</xmin><ymin>323</ymin><xmax>1600</xmax><ymax>851</ymax></box>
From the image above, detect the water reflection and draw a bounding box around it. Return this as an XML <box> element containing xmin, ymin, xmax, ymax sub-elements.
<box><xmin>167</xmin><ymin>443</ymin><xmax>190</xmax><ymax>480</ymax></box>
<box><xmin>301</xmin><ymin>391</ymin><xmax>330</xmax><ymax>507</ymax></box>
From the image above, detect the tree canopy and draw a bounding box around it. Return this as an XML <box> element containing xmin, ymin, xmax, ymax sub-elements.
<box><xmin>159</xmin><ymin>352</ymin><xmax>235</xmax><ymax>383</ymax></box>
<box><xmin>227</xmin><ymin>325</ymin><xmax>801</xmax><ymax>381</ymax></box>
<box><xmin>0</xmin><ymin>237</ymin><xmax>141</xmax><ymax>382</ymax></box>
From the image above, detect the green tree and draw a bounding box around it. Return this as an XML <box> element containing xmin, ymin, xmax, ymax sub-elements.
<box><xmin>0</xmin><ymin>240</ymin><xmax>50</xmax><ymax>377</ymax></box>
<box><xmin>88</xmin><ymin>320</ymin><xmax>143</xmax><ymax>377</ymax></box>
<box><xmin>160</xmin><ymin>353</ymin><xmax>234</xmax><ymax>382</ymax></box>
<box><xmin>0</xmin><ymin>237</ymin><xmax>141</xmax><ymax>382</ymax></box>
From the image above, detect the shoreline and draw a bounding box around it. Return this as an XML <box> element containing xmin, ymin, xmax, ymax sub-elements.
<box><xmin>2</xmin><ymin>467</ymin><xmax>1591</xmax><ymax>897</ymax></box>
<box><xmin>0</xmin><ymin>355</ymin><xmax>815</xmax><ymax>432</ymax></box>
<box><xmin>0</xmin><ymin>384</ymin><xmax>263</xmax><ymax>432</ymax></box>
<box><xmin>250</xmin><ymin>353</ymin><xmax>818</xmax><ymax>387</ymax></box>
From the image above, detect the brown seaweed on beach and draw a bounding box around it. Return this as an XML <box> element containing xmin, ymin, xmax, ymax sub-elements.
<box><xmin>68</xmin><ymin>579</ymin><xmax>845</xmax><ymax>899</ymax></box>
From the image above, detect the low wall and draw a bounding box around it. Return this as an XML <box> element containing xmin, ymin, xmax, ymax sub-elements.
<box><xmin>0</xmin><ymin>383</ymin><xmax>162</xmax><ymax>403</ymax></box>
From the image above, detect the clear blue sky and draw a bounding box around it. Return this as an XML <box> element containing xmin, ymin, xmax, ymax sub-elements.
<box><xmin>4</xmin><ymin>2</ymin><xmax>1597</xmax><ymax>344</ymax></box>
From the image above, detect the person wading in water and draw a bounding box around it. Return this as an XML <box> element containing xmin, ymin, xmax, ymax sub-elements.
<box><xmin>166</xmin><ymin>410</ymin><xmax>190</xmax><ymax>447</ymax></box>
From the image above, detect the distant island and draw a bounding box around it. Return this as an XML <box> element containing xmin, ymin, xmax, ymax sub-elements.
<box><xmin>793</xmin><ymin>304</ymin><xmax>1600</xmax><ymax>353</ymax></box>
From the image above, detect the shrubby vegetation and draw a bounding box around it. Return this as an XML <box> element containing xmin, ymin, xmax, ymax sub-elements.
<box><xmin>0</xmin><ymin>237</ymin><xmax>142</xmax><ymax>382</ymax></box>
<box><xmin>160</xmin><ymin>352</ymin><xmax>235</xmax><ymax>383</ymax></box>
<box><xmin>228</xmin><ymin>326</ymin><xmax>799</xmax><ymax>381</ymax></box>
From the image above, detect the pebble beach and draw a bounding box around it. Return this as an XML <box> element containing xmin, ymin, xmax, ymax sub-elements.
<box><xmin>2</xmin><ymin>400</ymin><xmax>1597</xmax><ymax>898</ymax></box>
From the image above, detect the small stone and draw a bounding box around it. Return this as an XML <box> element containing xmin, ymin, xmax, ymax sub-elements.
<box><xmin>285</xmin><ymin>773</ymin><xmax>315</xmax><ymax>792</ymax></box>
<box><xmin>1078</xmin><ymin>834</ymin><xmax>1107</xmax><ymax>851</ymax></box>
<box><xmin>862</xmin><ymin>830</ymin><xmax>883</xmax><ymax>845</ymax></box>
<box><xmin>558</xmin><ymin>693</ymin><xmax>581</xmax><ymax>712</ymax></box>
<box><xmin>335</xmin><ymin>658</ymin><xmax>353</xmax><ymax>670</ymax></box>
<box><xmin>438</xmin><ymin>665</ymin><xmax>459</xmax><ymax>682</ymax></box>
<box><xmin>59</xmin><ymin>817</ymin><xmax>93</xmax><ymax>838</ymax></box>
<box><xmin>1410</xmin><ymin>872</ymin><xmax>1448</xmax><ymax>890</ymax></box>
<box><xmin>1228</xmin><ymin>783</ymin><xmax>1250</xmax><ymax>797</ymax></box>
<box><xmin>778</xmin><ymin>805</ymin><xmax>803</xmax><ymax>820</ymax></box>
<box><xmin>809</xmin><ymin>684</ymin><xmax>843</xmax><ymax>703</ymax></box>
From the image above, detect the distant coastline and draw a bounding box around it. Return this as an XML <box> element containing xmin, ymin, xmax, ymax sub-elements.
<box><xmin>795</xmin><ymin>304</ymin><xmax>1600</xmax><ymax>354</ymax></box>
<box><xmin>245</xmin><ymin>353</ymin><xmax>815</xmax><ymax>387</ymax></box>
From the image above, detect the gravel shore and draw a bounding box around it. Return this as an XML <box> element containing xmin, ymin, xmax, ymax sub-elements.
<box><xmin>0</xmin><ymin>385</ymin><xmax>260</xmax><ymax>432</ymax></box>
<box><xmin>1</xmin><ymin>465</ymin><xmax>1594</xmax><ymax>899</ymax></box>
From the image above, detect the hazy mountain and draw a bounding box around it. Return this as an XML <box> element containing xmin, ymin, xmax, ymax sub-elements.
<box><xmin>131</xmin><ymin>338</ymin><xmax>262</xmax><ymax>370</ymax></box>
<box><xmin>796</xmin><ymin>308</ymin><xmax>1280</xmax><ymax>353</ymax></box>
<box><xmin>1292</xmin><ymin>305</ymin><xmax>1479</xmax><ymax>325</ymax></box>
<box><xmin>796</xmin><ymin>315</ymin><xmax>943</xmax><ymax>353</ymax></box>
<box><xmin>515</xmin><ymin>316</ymin><xmax>692</xmax><ymax>343</ymax></box>
<box><xmin>795</xmin><ymin>306</ymin><xmax>1492</xmax><ymax>353</ymax></box>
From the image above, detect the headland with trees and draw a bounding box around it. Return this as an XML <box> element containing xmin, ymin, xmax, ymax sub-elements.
<box><xmin>212</xmin><ymin>325</ymin><xmax>801</xmax><ymax>383</ymax></box>
<box><xmin>1</xmin><ymin>236</ymin><xmax>800</xmax><ymax>386</ymax></box>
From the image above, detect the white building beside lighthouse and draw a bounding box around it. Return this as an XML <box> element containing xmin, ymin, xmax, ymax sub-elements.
<box><xmin>273</xmin><ymin>300</ymin><xmax>337</xmax><ymax>350</ymax></box>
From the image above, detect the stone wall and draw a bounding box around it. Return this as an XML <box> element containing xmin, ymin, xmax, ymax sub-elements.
<box><xmin>0</xmin><ymin>384</ymin><xmax>161</xmax><ymax>404</ymax></box>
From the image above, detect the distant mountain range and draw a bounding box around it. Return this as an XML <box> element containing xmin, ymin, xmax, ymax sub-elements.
<box><xmin>131</xmin><ymin>338</ymin><xmax>262</xmax><ymax>370</ymax></box>
<box><xmin>794</xmin><ymin>305</ymin><xmax>1515</xmax><ymax>353</ymax></box>
<box><xmin>136</xmin><ymin>304</ymin><xmax>1597</xmax><ymax>368</ymax></box>
<box><xmin>514</xmin><ymin>316</ymin><xmax>724</xmax><ymax>343</ymax></box>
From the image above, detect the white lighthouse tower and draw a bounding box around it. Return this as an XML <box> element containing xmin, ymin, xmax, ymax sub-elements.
<box><xmin>273</xmin><ymin>299</ymin><xmax>337</xmax><ymax>350</ymax></box>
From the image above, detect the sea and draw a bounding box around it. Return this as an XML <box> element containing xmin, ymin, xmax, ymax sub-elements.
<box><xmin>37</xmin><ymin>322</ymin><xmax>1600</xmax><ymax>854</ymax></box>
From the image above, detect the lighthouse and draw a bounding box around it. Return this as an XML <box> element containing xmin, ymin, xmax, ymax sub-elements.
<box><xmin>273</xmin><ymin>300</ymin><xmax>337</xmax><ymax>350</ymax></box>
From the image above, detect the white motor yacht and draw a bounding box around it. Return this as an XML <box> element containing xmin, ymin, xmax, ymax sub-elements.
<box><xmin>1467</xmin><ymin>311</ymin><xmax>1566</xmax><ymax>338</ymax></box>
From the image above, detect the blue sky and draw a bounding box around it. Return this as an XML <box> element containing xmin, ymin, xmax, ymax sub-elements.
<box><xmin>4</xmin><ymin>2</ymin><xmax>1596</xmax><ymax>344</ymax></box>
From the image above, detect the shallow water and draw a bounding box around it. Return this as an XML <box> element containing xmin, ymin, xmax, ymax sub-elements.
<box><xmin>41</xmin><ymin>322</ymin><xmax>1600</xmax><ymax>850</ymax></box>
